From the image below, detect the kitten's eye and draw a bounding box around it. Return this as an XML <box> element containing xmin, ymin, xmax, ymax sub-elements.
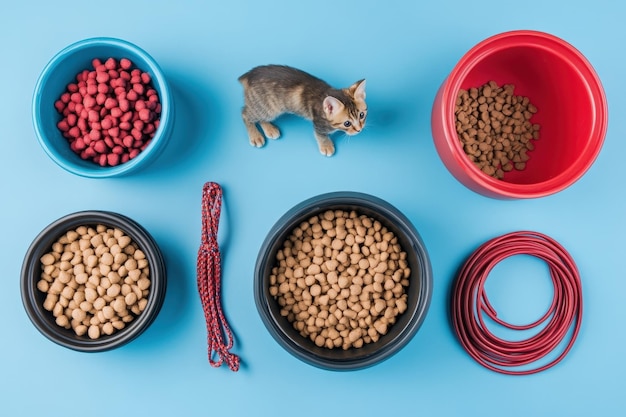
<box><xmin>359</xmin><ymin>112</ymin><xmax>365</xmax><ymax>119</ymax></box>
<box><xmin>344</xmin><ymin>121</ymin><xmax>352</xmax><ymax>127</ymax></box>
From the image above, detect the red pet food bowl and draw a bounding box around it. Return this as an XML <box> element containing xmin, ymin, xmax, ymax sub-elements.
<box><xmin>431</xmin><ymin>30</ymin><xmax>608</xmax><ymax>199</ymax></box>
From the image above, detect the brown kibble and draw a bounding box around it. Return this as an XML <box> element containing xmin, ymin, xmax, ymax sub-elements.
<box><xmin>456</xmin><ymin>81</ymin><xmax>539</xmax><ymax>179</ymax></box>
<box><xmin>88</xmin><ymin>325</ymin><xmax>100</xmax><ymax>339</ymax></box>
<box><xmin>268</xmin><ymin>210</ymin><xmax>410</xmax><ymax>350</ymax></box>
<box><xmin>36</xmin><ymin>224</ymin><xmax>151</xmax><ymax>339</ymax></box>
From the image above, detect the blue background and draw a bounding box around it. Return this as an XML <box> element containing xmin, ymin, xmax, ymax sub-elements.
<box><xmin>1</xmin><ymin>1</ymin><xmax>624</xmax><ymax>416</ymax></box>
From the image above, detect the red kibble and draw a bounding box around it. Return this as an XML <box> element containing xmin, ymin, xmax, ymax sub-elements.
<box><xmin>132</xmin><ymin>83</ymin><xmax>145</xmax><ymax>95</ymax></box>
<box><xmin>86</xmin><ymin>84</ymin><xmax>98</xmax><ymax>96</ymax></box>
<box><xmin>119</xmin><ymin>99</ymin><xmax>129</xmax><ymax>112</ymax></box>
<box><xmin>122</xmin><ymin>135</ymin><xmax>134</xmax><ymax>148</ymax></box>
<box><xmin>97</xmin><ymin>153</ymin><xmax>107</xmax><ymax>167</ymax></box>
<box><xmin>120</xmin><ymin>58</ymin><xmax>132</xmax><ymax>70</ymax></box>
<box><xmin>57</xmin><ymin>120</ymin><xmax>69</xmax><ymax>132</ymax></box>
<box><xmin>74</xmin><ymin>137</ymin><xmax>87</xmax><ymax>150</ymax></box>
<box><xmin>67</xmin><ymin>113</ymin><xmax>77</xmax><ymax>127</ymax></box>
<box><xmin>54</xmin><ymin>55</ymin><xmax>162</xmax><ymax>167</ymax></box>
<box><xmin>77</xmin><ymin>118</ymin><xmax>87</xmax><ymax>132</ymax></box>
<box><xmin>88</xmin><ymin>110</ymin><xmax>99</xmax><ymax>122</ymax></box>
<box><xmin>126</xmin><ymin>90</ymin><xmax>138</xmax><ymax>101</ymax></box>
<box><xmin>104</xmin><ymin>97</ymin><xmax>118</xmax><ymax>109</ymax></box>
<box><xmin>101</xmin><ymin>117</ymin><xmax>112</xmax><ymax>130</ymax></box>
<box><xmin>96</xmin><ymin>71</ymin><xmax>110</xmax><ymax>84</ymax></box>
<box><xmin>143</xmin><ymin>123</ymin><xmax>155</xmax><ymax>135</ymax></box>
<box><xmin>68</xmin><ymin>126</ymin><xmax>80</xmax><ymax>138</ymax></box>
<box><xmin>104</xmin><ymin>57</ymin><xmax>117</xmax><ymax>70</ymax></box>
<box><xmin>89</xmin><ymin>129</ymin><xmax>101</xmax><ymax>141</ymax></box>
<box><xmin>110</xmin><ymin>107</ymin><xmax>123</xmax><ymax>118</ymax></box>
<box><xmin>93</xmin><ymin>140</ymin><xmax>107</xmax><ymax>154</ymax></box>
<box><xmin>84</xmin><ymin>147</ymin><xmax>96</xmax><ymax>158</ymax></box>
<box><xmin>83</xmin><ymin>95</ymin><xmax>96</xmax><ymax>109</ymax></box>
<box><xmin>107</xmin><ymin>153</ymin><xmax>120</xmax><ymax>166</ymax></box>
<box><xmin>131</xmin><ymin>128</ymin><xmax>143</xmax><ymax>140</ymax></box>
<box><xmin>138</xmin><ymin>108</ymin><xmax>151</xmax><ymax>122</ymax></box>
<box><xmin>121</xmin><ymin>111</ymin><xmax>133</xmax><ymax>122</ymax></box>
<box><xmin>113</xmin><ymin>86</ymin><xmax>125</xmax><ymax>96</ymax></box>
<box><xmin>97</xmin><ymin>83</ymin><xmax>109</xmax><ymax>94</ymax></box>
<box><xmin>96</xmin><ymin>93</ymin><xmax>107</xmax><ymax>106</ymax></box>
<box><xmin>104</xmin><ymin>137</ymin><xmax>114</xmax><ymax>148</ymax></box>
<box><xmin>140</xmin><ymin>72</ymin><xmax>151</xmax><ymax>84</ymax></box>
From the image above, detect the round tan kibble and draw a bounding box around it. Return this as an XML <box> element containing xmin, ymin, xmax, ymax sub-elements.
<box><xmin>269</xmin><ymin>209</ymin><xmax>411</xmax><ymax>350</ymax></box>
<box><xmin>36</xmin><ymin>224</ymin><xmax>151</xmax><ymax>340</ymax></box>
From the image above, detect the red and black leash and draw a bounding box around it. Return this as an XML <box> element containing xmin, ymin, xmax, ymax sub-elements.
<box><xmin>197</xmin><ymin>182</ymin><xmax>240</xmax><ymax>372</ymax></box>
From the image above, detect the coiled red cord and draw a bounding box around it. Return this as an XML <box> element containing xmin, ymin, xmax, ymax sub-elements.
<box><xmin>451</xmin><ymin>231</ymin><xmax>583</xmax><ymax>375</ymax></box>
<box><xmin>197</xmin><ymin>182</ymin><xmax>240</xmax><ymax>372</ymax></box>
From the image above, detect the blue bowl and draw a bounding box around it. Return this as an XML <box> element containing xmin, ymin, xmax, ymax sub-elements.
<box><xmin>32</xmin><ymin>37</ymin><xmax>174</xmax><ymax>178</ymax></box>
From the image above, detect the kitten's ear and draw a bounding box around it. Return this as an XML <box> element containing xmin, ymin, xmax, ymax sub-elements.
<box><xmin>349</xmin><ymin>79</ymin><xmax>366</xmax><ymax>101</ymax></box>
<box><xmin>323</xmin><ymin>96</ymin><xmax>345</xmax><ymax>117</ymax></box>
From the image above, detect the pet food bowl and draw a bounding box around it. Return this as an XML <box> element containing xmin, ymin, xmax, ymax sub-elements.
<box><xmin>32</xmin><ymin>37</ymin><xmax>174</xmax><ymax>178</ymax></box>
<box><xmin>431</xmin><ymin>30</ymin><xmax>608</xmax><ymax>199</ymax></box>
<box><xmin>21</xmin><ymin>210</ymin><xmax>167</xmax><ymax>352</ymax></box>
<box><xmin>254</xmin><ymin>191</ymin><xmax>433</xmax><ymax>371</ymax></box>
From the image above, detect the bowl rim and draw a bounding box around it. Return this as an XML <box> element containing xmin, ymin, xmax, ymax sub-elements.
<box><xmin>254</xmin><ymin>191</ymin><xmax>433</xmax><ymax>371</ymax></box>
<box><xmin>436</xmin><ymin>29</ymin><xmax>608</xmax><ymax>199</ymax></box>
<box><xmin>32</xmin><ymin>36</ymin><xmax>174</xmax><ymax>178</ymax></box>
<box><xmin>20</xmin><ymin>210</ymin><xmax>167</xmax><ymax>352</ymax></box>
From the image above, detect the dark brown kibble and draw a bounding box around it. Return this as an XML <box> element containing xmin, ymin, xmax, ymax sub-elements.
<box><xmin>455</xmin><ymin>81</ymin><xmax>540</xmax><ymax>179</ymax></box>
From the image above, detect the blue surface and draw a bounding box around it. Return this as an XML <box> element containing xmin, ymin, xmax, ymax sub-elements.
<box><xmin>1</xmin><ymin>1</ymin><xmax>624</xmax><ymax>416</ymax></box>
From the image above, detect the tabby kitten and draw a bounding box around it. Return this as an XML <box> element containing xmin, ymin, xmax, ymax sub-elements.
<box><xmin>238</xmin><ymin>65</ymin><xmax>367</xmax><ymax>156</ymax></box>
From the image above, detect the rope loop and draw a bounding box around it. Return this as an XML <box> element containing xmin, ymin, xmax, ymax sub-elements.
<box><xmin>451</xmin><ymin>231</ymin><xmax>583</xmax><ymax>375</ymax></box>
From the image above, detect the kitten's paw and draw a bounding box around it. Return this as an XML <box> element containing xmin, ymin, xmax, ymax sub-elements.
<box><xmin>260</xmin><ymin>122</ymin><xmax>281</xmax><ymax>140</ymax></box>
<box><xmin>249</xmin><ymin>133</ymin><xmax>266</xmax><ymax>148</ymax></box>
<box><xmin>318</xmin><ymin>140</ymin><xmax>335</xmax><ymax>157</ymax></box>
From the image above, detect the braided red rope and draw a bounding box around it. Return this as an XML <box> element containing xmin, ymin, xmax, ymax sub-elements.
<box><xmin>451</xmin><ymin>231</ymin><xmax>583</xmax><ymax>375</ymax></box>
<box><xmin>197</xmin><ymin>182</ymin><xmax>240</xmax><ymax>372</ymax></box>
